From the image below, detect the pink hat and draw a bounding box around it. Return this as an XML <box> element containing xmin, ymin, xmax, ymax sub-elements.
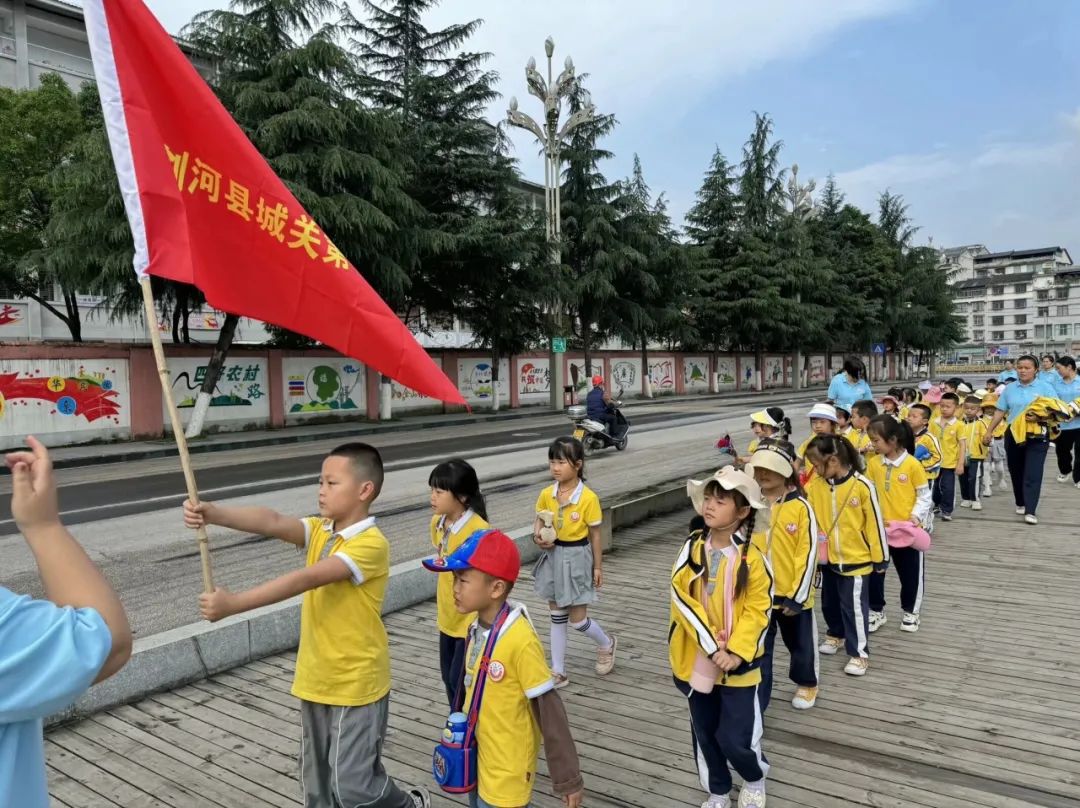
<box><xmin>923</xmin><ymin>386</ymin><xmax>943</xmax><ymax>405</ymax></box>
<box><xmin>885</xmin><ymin>520</ymin><xmax>931</xmax><ymax>552</ymax></box>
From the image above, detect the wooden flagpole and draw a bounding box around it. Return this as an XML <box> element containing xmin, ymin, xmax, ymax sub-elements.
<box><xmin>140</xmin><ymin>277</ymin><xmax>215</xmax><ymax>593</ymax></box>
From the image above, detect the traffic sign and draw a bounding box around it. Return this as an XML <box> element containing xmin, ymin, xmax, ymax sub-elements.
<box><xmin>872</xmin><ymin>343</ymin><xmax>886</xmax><ymax>356</ymax></box>
<box><xmin>551</xmin><ymin>337</ymin><xmax>566</xmax><ymax>354</ymax></box>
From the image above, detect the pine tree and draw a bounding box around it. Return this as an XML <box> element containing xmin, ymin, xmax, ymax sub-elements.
<box><xmin>685</xmin><ymin>147</ymin><xmax>739</xmax><ymax>373</ymax></box>
<box><xmin>559</xmin><ymin>77</ymin><xmax>638</xmax><ymax>377</ymax></box>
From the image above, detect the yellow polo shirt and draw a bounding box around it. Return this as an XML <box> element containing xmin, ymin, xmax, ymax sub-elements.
<box><xmin>535</xmin><ymin>481</ymin><xmax>602</xmax><ymax>543</ymax></box>
<box><xmin>464</xmin><ymin>608</ymin><xmax>554</xmax><ymax>807</ymax></box>
<box><xmin>430</xmin><ymin>510</ymin><xmax>490</xmax><ymax>638</ymax></box>
<box><xmin>962</xmin><ymin>418</ymin><xmax>988</xmax><ymax>461</ymax></box>
<box><xmin>844</xmin><ymin>426</ymin><xmax>873</xmax><ymax>456</ymax></box>
<box><xmin>914</xmin><ymin>430</ymin><xmax>942</xmax><ymax>480</ymax></box>
<box><xmin>291</xmin><ymin>517</ymin><xmax>391</xmax><ymax>707</ymax></box>
<box><xmin>866</xmin><ymin>453</ymin><xmax>928</xmax><ymax>524</ymax></box>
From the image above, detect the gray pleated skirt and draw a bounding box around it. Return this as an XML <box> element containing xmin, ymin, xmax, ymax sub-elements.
<box><xmin>533</xmin><ymin>543</ymin><xmax>597</xmax><ymax>608</ymax></box>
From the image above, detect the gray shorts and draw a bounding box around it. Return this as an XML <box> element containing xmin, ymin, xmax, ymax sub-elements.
<box><xmin>990</xmin><ymin>439</ymin><xmax>1007</xmax><ymax>463</ymax></box>
<box><xmin>300</xmin><ymin>696</ymin><xmax>414</xmax><ymax>808</ymax></box>
<box><xmin>533</xmin><ymin>543</ymin><xmax>597</xmax><ymax>608</ymax></box>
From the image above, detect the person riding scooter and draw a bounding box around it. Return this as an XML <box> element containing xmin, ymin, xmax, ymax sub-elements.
<box><xmin>586</xmin><ymin>375</ymin><xmax>618</xmax><ymax>436</ymax></box>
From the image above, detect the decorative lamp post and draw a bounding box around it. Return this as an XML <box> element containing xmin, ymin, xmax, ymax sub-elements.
<box><xmin>507</xmin><ymin>36</ymin><xmax>596</xmax><ymax>410</ymax></box>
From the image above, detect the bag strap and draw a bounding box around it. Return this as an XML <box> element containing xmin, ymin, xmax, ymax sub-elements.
<box><xmin>459</xmin><ymin>603</ymin><xmax>510</xmax><ymax>748</ymax></box>
<box><xmin>821</xmin><ymin>482</ymin><xmax>855</xmax><ymax>548</ymax></box>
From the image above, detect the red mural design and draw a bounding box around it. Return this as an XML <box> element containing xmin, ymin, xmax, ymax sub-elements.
<box><xmin>0</xmin><ymin>304</ymin><xmax>22</xmax><ymax>326</ymax></box>
<box><xmin>0</xmin><ymin>370</ymin><xmax>122</xmax><ymax>422</ymax></box>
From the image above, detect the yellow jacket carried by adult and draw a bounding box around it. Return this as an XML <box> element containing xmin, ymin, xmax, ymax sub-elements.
<box><xmin>669</xmin><ymin>530</ymin><xmax>774</xmax><ymax>688</ymax></box>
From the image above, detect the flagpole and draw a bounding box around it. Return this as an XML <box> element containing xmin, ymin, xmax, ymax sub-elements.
<box><xmin>140</xmin><ymin>277</ymin><xmax>215</xmax><ymax>593</ymax></box>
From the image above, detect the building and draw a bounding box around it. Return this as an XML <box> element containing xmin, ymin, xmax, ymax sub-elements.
<box><xmin>948</xmin><ymin>246</ymin><xmax>1079</xmax><ymax>360</ymax></box>
<box><xmin>1</xmin><ymin>0</ymin><xmax>544</xmax><ymax>349</ymax></box>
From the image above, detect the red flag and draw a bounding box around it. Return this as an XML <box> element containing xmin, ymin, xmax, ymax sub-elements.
<box><xmin>83</xmin><ymin>0</ymin><xmax>465</xmax><ymax>406</ymax></box>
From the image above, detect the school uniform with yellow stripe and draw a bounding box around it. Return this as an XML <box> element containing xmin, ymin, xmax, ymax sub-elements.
<box><xmin>913</xmin><ymin>429</ymin><xmax>942</xmax><ymax>480</ymax></box>
<box><xmin>962</xmin><ymin>418</ymin><xmax>988</xmax><ymax>461</ymax></box>
<box><xmin>931</xmin><ymin>417</ymin><xmax>961</xmax><ymax>470</ymax></box>
<box><xmin>866</xmin><ymin>453</ymin><xmax>931</xmax><ymax>526</ymax></box>
<box><xmin>756</xmin><ymin>491</ymin><xmax>817</xmax><ymax>611</ymax></box>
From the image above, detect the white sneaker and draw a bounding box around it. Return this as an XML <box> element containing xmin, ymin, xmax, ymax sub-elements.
<box><xmin>868</xmin><ymin>610</ymin><xmax>887</xmax><ymax>633</ymax></box>
<box><xmin>844</xmin><ymin>657</ymin><xmax>869</xmax><ymax>676</ymax></box>
<box><xmin>901</xmin><ymin>612</ymin><xmax>920</xmax><ymax>633</ymax></box>
<box><xmin>959</xmin><ymin>500</ymin><xmax>971</xmax><ymax>508</ymax></box>
<box><xmin>1015</xmin><ymin>506</ymin><xmax>1026</xmax><ymax>515</ymax></box>
<box><xmin>819</xmin><ymin>636</ymin><xmax>844</xmax><ymax>655</ymax></box>
<box><xmin>1058</xmin><ymin>473</ymin><xmax>1070</xmax><ymax>483</ymax></box>
<box><xmin>982</xmin><ymin>487</ymin><xmax>993</xmax><ymax>498</ymax></box>
<box><xmin>1075</xmin><ymin>481</ymin><xmax>1080</xmax><ymax>490</ymax></box>
<box><xmin>972</xmin><ymin>502</ymin><xmax>983</xmax><ymax>511</ymax></box>
<box><xmin>738</xmin><ymin>786</ymin><xmax>767</xmax><ymax>808</ymax></box>
<box><xmin>702</xmin><ymin>796</ymin><xmax>731</xmax><ymax>808</ymax></box>
<box><xmin>408</xmin><ymin>787</ymin><xmax>431</xmax><ymax>808</ymax></box>
<box><xmin>999</xmin><ymin>479</ymin><xmax>1009</xmax><ymax>491</ymax></box>
<box><xmin>1025</xmin><ymin>514</ymin><xmax>1038</xmax><ymax>525</ymax></box>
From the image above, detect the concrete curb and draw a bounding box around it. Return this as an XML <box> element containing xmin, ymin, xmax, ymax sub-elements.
<box><xmin>46</xmin><ymin>474</ymin><xmax>701</xmax><ymax>727</ymax></box>
<box><xmin>44</xmin><ymin>385</ymin><xmax>837</xmax><ymax>470</ymax></box>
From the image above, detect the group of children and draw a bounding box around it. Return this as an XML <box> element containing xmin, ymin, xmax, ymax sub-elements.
<box><xmin>668</xmin><ymin>377</ymin><xmax>1028</xmax><ymax>808</ymax></box>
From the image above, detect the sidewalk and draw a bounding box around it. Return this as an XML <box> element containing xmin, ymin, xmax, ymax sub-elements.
<box><xmin>38</xmin><ymin>382</ymin><xmax>845</xmax><ymax>469</ymax></box>
<box><xmin>44</xmin><ymin>473</ymin><xmax>1080</xmax><ymax>808</ymax></box>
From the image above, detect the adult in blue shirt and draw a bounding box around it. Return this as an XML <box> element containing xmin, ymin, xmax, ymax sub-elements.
<box><xmin>982</xmin><ymin>355</ymin><xmax>1057</xmax><ymax>524</ymax></box>
<box><xmin>1052</xmin><ymin>356</ymin><xmax>1080</xmax><ymax>487</ymax></box>
<box><xmin>1038</xmin><ymin>354</ymin><xmax>1062</xmax><ymax>385</ymax></box>
<box><xmin>585</xmin><ymin>374</ymin><xmax>616</xmax><ymax>435</ymax></box>
<box><xmin>826</xmin><ymin>356</ymin><xmax>873</xmax><ymax>412</ymax></box>
<box><xmin>996</xmin><ymin>359</ymin><xmax>1018</xmax><ymax>383</ymax></box>
<box><xmin>1</xmin><ymin>437</ymin><xmax>132</xmax><ymax>808</ymax></box>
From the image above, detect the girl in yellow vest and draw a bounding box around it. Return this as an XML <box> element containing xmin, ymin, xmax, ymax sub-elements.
<box><xmin>746</xmin><ymin>440</ymin><xmax>820</xmax><ymax>713</ymax></box>
<box><xmin>428</xmin><ymin>458</ymin><xmax>490</xmax><ymax>706</ymax></box>
<box><xmin>671</xmin><ymin>467</ymin><xmax>773</xmax><ymax>808</ymax></box>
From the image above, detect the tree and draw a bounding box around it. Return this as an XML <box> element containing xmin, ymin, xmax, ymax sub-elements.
<box><xmin>0</xmin><ymin>74</ymin><xmax>87</xmax><ymax>340</ymax></box>
<box><xmin>181</xmin><ymin>0</ymin><xmax>419</xmax><ymax>428</ymax></box>
<box><xmin>560</xmin><ymin>76</ymin><xmax>638</xmax><ymax>378</ymax></box>
<box><xmin>685</xmin><ymin>147</ymin><xmax>739</xmax><ymax>385</ymax></box>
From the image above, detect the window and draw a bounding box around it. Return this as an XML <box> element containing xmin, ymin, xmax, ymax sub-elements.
<box><xmin>994</xmin><ymin>268</ymin><xmax>1006</xmax><ymax>276</ymax></box>
<box><xmin>1056</xmin><ymin>286</ymin><xmax>1069</xmax><ymax>299</ymax></box>
<box><xmin>1035</xmin><ymin>324</ymin><xmax>1045</xmax><ymax>338</ymax></box>
<box><xmin>1057</xmin><ymin>305</ymin><xmax>1070</xmax><ymax>317</ymax></box>
<box><xmin>1014</xmin><ymin>299</ymin><xmax>1027</xmax><ymax>309</ymax></box>
<box><xmin>973</xmin><ymin>315</ymin><xmax>985</xmax><ymax>326</ymax></box>
<box><xmin>1037</xmin><ymin>290</ymin><xmax>1050</xmax><ymax>301</ymax></box>
<box><xmin>976</xmin><ymin>269</ymin><xmax>988</xmax><ymax>279</ymax></box>
<box><xmin>991</xmin><ymin>316</ymin><xmax>1004</xmax><ymax>326</ymax></box>
<box><xmin>1014</xmin><ymin>283</ymin><xmax>1028</xmax><ymax>294</ymax></box>
<box><xmin>991</xmin><ymin>285</ymin><xmax>1005</xmax><ymax>296</ymax></box>
<box><xmin>992</xmin><ymin>331</ymin><xmax>1005</xmax><ymax>341</ymax></box>
<box><xmin>991</xmin><ymin>300</ymin><xmax>1005</xmax><ymax>311</ymax></box>
<box><xmin>1038</xmin><ymin>307</ymin><xmax>1050</xmax><ymax>317</ymax></box>
<box><xmin>972</xmin><ymin>330</ymin><xmax>984</xmax><ymax>341</ymax></box>
<box><xmin>973</xmin><ymin>302</ymin><xmax>985</xmax><ymax>312</ymax></box>
<box><xmin>1014</xmin><ymin>315</ymin><xmax>1027</xmax><ymax>325</ymax></box>
<box><xmin>1059</xmin><ymin>324</ymin><xmax>1071</xmax><ymax>337</ymax></box>
<box><xmin>1014</xmin><ymin>330</ymin><xmax>1028</xmax><ymax>340</ymax></box>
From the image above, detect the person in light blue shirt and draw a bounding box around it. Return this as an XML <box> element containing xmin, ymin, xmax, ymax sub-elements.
<box><xmin>997</xmin><ymin>359</ymin><xmax>1018</xmax><ymax>383</ymax></box>
<box><xmin>1052</xmin><ymin>356</ymin><xmax>1080</xmax><ymax>486</ymax></box>
<box><xmin>983</xmin><ymin>355</ymin><xmax>1057</xmax><ymax>524</ymax></box>
<box><xmin>1</xmin><ymin>437</ymin><xmax>132</xmax><ymax>808</ymax></box>
<box><xmin>826</xmin><ymin>356</ymin><xmax>873</xmax><ymax>412</ymax></box>
<box><xmin>1038</xmin><ymin>354</ymin><xmax>1062</xmax><ymax>385</ymax></box>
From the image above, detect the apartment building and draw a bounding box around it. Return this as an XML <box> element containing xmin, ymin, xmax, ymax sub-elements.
<box><xmin>948</xmin><ymin>246</ymin><xmax>1080</xmax><ymax>359</ymax></box>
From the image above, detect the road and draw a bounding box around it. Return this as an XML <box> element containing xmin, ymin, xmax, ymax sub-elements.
<box><xmin>0</xmin><ymin>390</ymin><xmax>833</xmax><ymax>640</ymax></box>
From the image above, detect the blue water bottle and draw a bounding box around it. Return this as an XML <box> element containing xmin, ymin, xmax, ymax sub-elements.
<box><xmin>448</xmin><ymin>712</ymin><xmax>468</xmax><ymax>744</ymax></box>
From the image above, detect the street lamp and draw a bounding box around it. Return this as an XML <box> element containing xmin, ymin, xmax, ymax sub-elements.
<box><xmin>507</xmin><ymin>36</ymin><xmax>596</xmax><ymax>410</ymax></box>
<box><xmin>1034</xmin><ymin>275</ymin><xmax>1054</xmax><ymax>355</ymax></box>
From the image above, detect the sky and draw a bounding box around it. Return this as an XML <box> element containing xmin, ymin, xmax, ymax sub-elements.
<box><xmin>83</xmin><ymin>0</ymin><xmax>1080</xmax><ymax>254</ymax></box>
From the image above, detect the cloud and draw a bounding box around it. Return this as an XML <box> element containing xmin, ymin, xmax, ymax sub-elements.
<box><xmin>972</xmin><ymin>140</ymin><xmax>1071</xmax><ymax>168</ymax></box>
<box><xmin>835</xmin><ymin>151</ymin><xmax>960</xmax><ymax>200</ymax></box>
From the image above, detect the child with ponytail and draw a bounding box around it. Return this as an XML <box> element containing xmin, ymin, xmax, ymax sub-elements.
<box><xmin>744</xmin><ymin>407</ymin><xmax>793</xmax><ymax>460</ymax></box>
<box><xmin>428</xmin><ymin>458</ymin><xmax>490</xmax><ymax>705</ymax></box>
<box><xmin>670</xmin><ymin>467</ymin><xmax>773</xmax><ymax>808</ymax></box>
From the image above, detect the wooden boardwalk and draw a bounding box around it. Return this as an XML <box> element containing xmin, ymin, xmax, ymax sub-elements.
<box><xmin>47</xmin><ymin>470</ymin><xmax>1080</xmax><ymax>807</ymax></box>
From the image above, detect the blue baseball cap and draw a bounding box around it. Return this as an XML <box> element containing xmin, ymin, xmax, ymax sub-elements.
<box><xmin>421</xmin><ymin>528</ymin><xmax>521</xmax><ymax>582</ymax></box>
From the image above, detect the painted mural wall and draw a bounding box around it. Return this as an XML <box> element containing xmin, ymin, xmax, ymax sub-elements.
<box><xmin>763</xmin><ymin>356</ymin><xmax>786</xmax><ymax>388</ymax></box>
<box><xmin>282</xmin><ymin>358</ymin><xmax>366</xmax><ymax>420</ymax></box>
<box><xmin>608</xmin><ymin>357</ymin><xmax>640</xmax><ymax>398</ymax></box>
<box><xmin>648</xmin><ymin>356</ymin><xmax>677</xmax><ymax>394</ymax></box>
<box><xmin>739</xmin><ymin>355</ymin><xmax>757</xmax><ymax>390</ymax></box>
<box><xmin>715</xmin><ymin>356</ymin><xmax>736</xmax><ymax>390</ymax></box>
<box><xmin>164</xmin><ymin>357</ymin><xmax>270</xmax><ymax>430</ymax></box>
<box><xmin>683</xmin><ymin>356</ymin><xmax>709</xmax><ymax>392</ymax></box>
<box><xmin>0</xmin><ymin>358</ymin><xmax>130</xmax><ymax>447</ymax></box>
<box><xmin>457</xmin><ymin>358</ymin><xmax>511</xmax><ymax>404</ymax></box>
<box><xmin>516</xmin><ymin>357</ymin><xmax>551</xmax><ymax>404</ymax></box>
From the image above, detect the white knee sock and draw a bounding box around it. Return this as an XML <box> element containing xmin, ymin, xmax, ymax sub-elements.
<box><xmin>570</xmin><ymin>617</ymin><xmax>612</xmax><ymax>649</ymax></box>
<box><xmin>550</xmin><ymin>610</ymin><xmax>569</xmax><ymax>675</ymax></box>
